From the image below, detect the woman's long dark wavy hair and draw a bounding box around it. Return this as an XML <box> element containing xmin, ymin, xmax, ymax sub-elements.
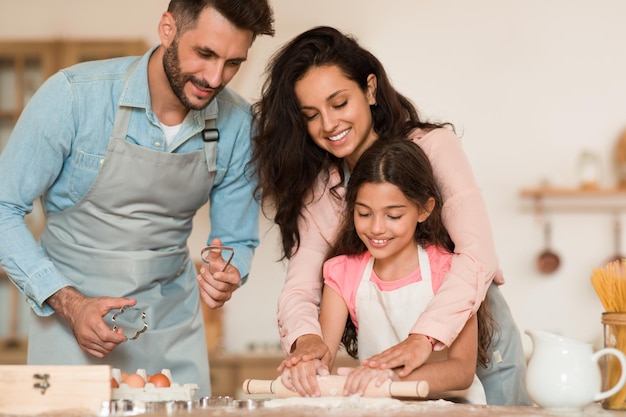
<box><xmin>326</xmin><ymin>139</ymin><xmax>495</xmax><ymax>368</ymax></box>
<box><xmin>250</xmin><ymin>26</ymin><xmax>450</xmax><ymax>260</ymax></box>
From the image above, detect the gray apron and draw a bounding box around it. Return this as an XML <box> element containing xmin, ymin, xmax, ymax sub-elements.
<box><xmin>30</xmin><ymin>65</ymin><xmax>217</xmax><ymax>397</ymax></box>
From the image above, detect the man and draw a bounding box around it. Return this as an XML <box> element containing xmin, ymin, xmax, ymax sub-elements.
<box><xmin>0</xmin><ymin>0</ymin><xmax>274</xmax><ymax>396</ymax></box>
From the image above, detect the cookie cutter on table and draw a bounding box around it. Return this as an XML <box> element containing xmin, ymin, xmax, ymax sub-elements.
<box><xmin>106</xmin><ymin>306</ymin><xmax>148</xmax><ymax>341</ymax></box>
<box><xmin>197</xmin><ymin>397</ymin><xmax>265</xmax><ymax>410</ymax></box>
<box><xmin>198</xmin><ymin>396</ymin><xmax>233</xmax><ymax>408</ymax></box>
<box><xmin>200</xmin><ymin>246</ymin><xmax>234</xmax><ymax>272</ymax></box>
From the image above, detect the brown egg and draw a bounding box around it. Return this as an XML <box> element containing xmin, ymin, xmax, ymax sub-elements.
<box><xmin>149</xmin><ymin>373</ymin><xmax>171</xmax><ymax>388</ymax></box>
<box><xmin>123</xmin><ymin>373</ymin><xmax>145</xmax><ymax>388</ymax></box>
<box><xmin>111</xmin><ymin>377</ymin><xmax>119</xmax><ymax>388</ymax></box>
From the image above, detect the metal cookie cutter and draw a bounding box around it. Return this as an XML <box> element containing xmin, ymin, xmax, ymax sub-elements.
<box><xmin>200</xmin><ymin>246</ymin><xmax>234</xmax><ymax>272</ymax></box>
<box><xmin>109</xmin><ymin>306</ymin><xmax>148</xmax><ymax>341</ymax></box>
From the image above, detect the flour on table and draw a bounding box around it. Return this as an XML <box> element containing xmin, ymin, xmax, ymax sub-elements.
<box><xmin>263</xmin><ymin>395</ymin><xmax>453</xmax><ymax>410</ymax></box>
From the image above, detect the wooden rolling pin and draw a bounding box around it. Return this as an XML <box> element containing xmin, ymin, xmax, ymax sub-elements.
<box><xmin>243</xmin><ymin>375</ymin><xmax>429</xmax><ymax>399</ymax></box>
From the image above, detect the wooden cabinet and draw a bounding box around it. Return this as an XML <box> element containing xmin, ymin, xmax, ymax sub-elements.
<box><xmin>0</xmin><ymin>42</ymin><xmax>53</xmax><ymax>152</ymax></box>
<box><xmin>0</xmin><ymin>39</ymin><xmax>148</xmax><ymax>153</ymax></box>
<box><xmin>56</xmin><ymin>40</ymin><xmax>149</xmax><ymax>70</ymax></box>
<box><xmin>0</xmin><ymin>337</ymin><xmax>27</xmax><ymax>364</ymax></box>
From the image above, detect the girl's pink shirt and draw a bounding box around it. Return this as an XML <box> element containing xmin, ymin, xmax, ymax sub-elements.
<box><xmin>277</xmin><ymin>127</ymin><xmax>503</xmax><ymax>352</ymax></box>
<box><xmin>323</xmin><ymin>245</ymin><xmax>453</xmax><ymax>333</ymax></box>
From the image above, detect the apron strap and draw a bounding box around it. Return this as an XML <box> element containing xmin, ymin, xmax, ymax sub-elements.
<box><xmin>110</xmin><ymin>58</ymin><xmax>141</xmax><ymax>142</ymax></box>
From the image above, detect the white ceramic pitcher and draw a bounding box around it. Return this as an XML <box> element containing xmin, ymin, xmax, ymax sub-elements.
<box><xmin>525</xmin><ymin>329</ymin><xmax>626</xmax><ymax>411</ymax></box>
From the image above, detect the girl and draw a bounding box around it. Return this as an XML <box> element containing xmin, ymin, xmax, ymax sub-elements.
<box><xmin>317</xmin><ymin>138</ymin><xmax>493</xmax><ymax>403</ymax></box>
<box><xmin>251</xmin><ymin>26</ymin><xmax>530</xmax><ymax>404</ymax></box>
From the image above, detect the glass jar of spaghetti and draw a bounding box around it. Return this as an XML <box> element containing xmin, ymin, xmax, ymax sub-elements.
<box><xmin>602</xmin><ymin>312</ymin><xmax>626</xmax><ymax>410</ymax></box>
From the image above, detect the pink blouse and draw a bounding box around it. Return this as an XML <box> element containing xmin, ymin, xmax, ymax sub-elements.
<box><xmin>276</xmin><ymin>127</ymin><xmax>504</xmax><ymax>352</ymax></box>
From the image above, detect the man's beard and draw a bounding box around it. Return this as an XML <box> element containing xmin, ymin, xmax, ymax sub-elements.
<box><xmin>163</xmin><ymin>38</ymin><xmax>223</xmax><ymax>111</ymax></box>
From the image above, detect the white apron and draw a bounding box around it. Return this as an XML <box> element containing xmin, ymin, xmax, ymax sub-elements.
<box><xmin>355</xmin><ymin>245</ymin><xmax>486</xmax><ymax>404</ymax></box>
<box><xmin>30</xmin><ymin>62</ymin><xmax>217</xmax><ymax>397</ymax></box>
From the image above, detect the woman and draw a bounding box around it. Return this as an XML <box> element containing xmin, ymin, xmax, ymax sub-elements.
<box><xmin>251</xmin><ymin>26</ymin><xmax>531</xmax><ymax>405</ymax></box>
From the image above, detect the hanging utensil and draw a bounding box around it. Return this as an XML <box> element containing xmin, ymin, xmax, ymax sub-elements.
<box><xmin>537</xmin><ymin>220</ymin><xmax>561</xmax><ymax>274</ymax></box>
<box><xmin>606</xmin><ymin>215</ymin><xmax>624</xmax><ymax>264</ymax></box>
<box><xmin>533</xmin><ymin>197</ymin><xmax>560</xmax><ymax>274</ymax></box>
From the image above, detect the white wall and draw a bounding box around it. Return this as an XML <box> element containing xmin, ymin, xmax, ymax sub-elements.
<box><xmin>2</xmin><ymin>0</ymin><xmax>625</xmax><ymax>355</ymax></box>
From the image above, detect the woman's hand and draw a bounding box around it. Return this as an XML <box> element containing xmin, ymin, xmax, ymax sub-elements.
<box><xmin>278</xmin><ymin>334</ymin><xmax>332</xmax><ymax>370</ymax></box>
<box><xmin>338</xmin><ymin>366</ymin><xmax>398</xmax><ymax>396</ymax></box>
<box><xmin>280</xmin><ymin>358</ymin><xmax>329</xmax><ymax>397</ymax></box>
<box><xmin>361</xmin><ymin>334</ymin><xmax>433</xmax><ymax>377</ymax></box>
<box><xmin>277</xmin><ymin>334</ymin><xmax>331</xmax><ymax>396</ymax></box>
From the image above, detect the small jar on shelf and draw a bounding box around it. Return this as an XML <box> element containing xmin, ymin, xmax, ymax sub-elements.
<box><xmin>577</xmin><ymin>150</ymin><xmax>602</xmax><ymax>190</ymax></box>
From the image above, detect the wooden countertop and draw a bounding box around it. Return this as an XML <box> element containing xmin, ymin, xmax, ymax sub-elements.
<box><xmin>196</xmin><ymin>402</ymin><xmax>610</xmax><ymax>417</ymax></box>
<box><xmin>189</xmin><ymin>401</ymin><xmax>616</xmax><ymax>417</ymax></box>
<box><xmin>0</xmin><ymin>402</ymin><xmax>617</xmax><ymax>417</ymax></box>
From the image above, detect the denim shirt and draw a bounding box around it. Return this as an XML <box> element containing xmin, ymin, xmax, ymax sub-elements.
<box><xmin>0</xmin><ymin>46</ymin><xmax>260</xmax><ymax>316</ymax></box>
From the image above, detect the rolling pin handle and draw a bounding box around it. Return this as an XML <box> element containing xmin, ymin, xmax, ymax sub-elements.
<box><xmin>389</xmin><ymin>380</ymin><xmax>430</xmax><ymax>398</ymax></box>
<box><xmin>242</xmin><ymin>378</ymin><xmax>275</xmax><ymax>395</ymax></box>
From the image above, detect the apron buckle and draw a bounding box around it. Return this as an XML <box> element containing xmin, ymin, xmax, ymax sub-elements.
<box><xmin>202</xmin><ymin>128</ymin><xmax>219</xmax><ymax>142</ymax></box>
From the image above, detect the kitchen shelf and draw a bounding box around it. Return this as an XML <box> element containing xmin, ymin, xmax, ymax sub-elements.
<box><xmin>521</xmin><ymin>186</ymin><xmax>626</xmax><ymax>198</ymax></box>
<box><xmin>520</xmin><ymin>186</ymin><xmax>626</xmax><ymax>212</ymax></box>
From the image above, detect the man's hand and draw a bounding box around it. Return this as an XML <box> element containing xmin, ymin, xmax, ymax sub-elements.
<box><xmin>361</xmin><ymin>334</ymin><xmax>433</xmax><ymax>377</ymax></box>
<box><xmin>277</xmin><ymin>334</ymin><xmax>331</xmax><ymax>397</ymax></box>
<box><xmin>197</xmin><ymin>238</ymin><xmax>241</xmax><ymax>308</ymax></box>
<box><xmin>47</xmin><ymin>287</ymin><xmax>134</xmax><ymax>358</ymax></box>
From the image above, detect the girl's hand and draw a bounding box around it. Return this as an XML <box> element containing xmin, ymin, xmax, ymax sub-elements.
<box><xmin>338</xmin><ymin>366</ymin><xmax>398</xmax><ymax>396</ymax></box>
<box><xmin>361</xmin><ymin>334</ymin><xmax>432</xmax><ymax>377</ymax></box>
